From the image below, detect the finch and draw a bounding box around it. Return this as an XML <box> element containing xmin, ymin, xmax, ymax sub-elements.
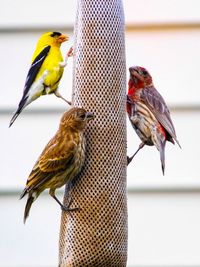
<box><xmin>127</xmin><ymin>66</ymin><xmax>181</xmax><ymax>174</ymax></box>
<box><xmin>9</xmin><ymin>32</ymin><xmax>73</xmax><ymax>127</ymax></box>
<box><xmin>20</xmin><ymin>107</ymin><xmax>94</xmax><ymax>223</ymax></box>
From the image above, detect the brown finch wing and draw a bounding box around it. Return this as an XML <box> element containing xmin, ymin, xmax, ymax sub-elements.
<box><xmin>38</xmin><ymin>140</ymin><xmax>75</xmax><ymax>172</ymax></box>
<box><xmin>25</xmin><ymin>136</ymin><xmax>76</xmax><ymax>191</ymax></box>
<box><xmin>139</xmin><ymin>87</ymin><xmax>180</xmax><ymax>146</ymax></box>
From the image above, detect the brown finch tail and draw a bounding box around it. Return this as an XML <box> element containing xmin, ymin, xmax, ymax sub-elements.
<box><xmin>23</xmin><ymin>194</ymin><xmax>35</xmax><ymax>224</ymax></box>
<box><xmin>20</xmin><ymin>189</ymin><xmax>36</xmax><ymax>224</ymax></box>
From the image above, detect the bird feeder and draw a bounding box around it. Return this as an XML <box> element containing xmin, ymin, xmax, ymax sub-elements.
<box><xmin>59</xmin><ymin>0</ymin><xmax>127</xmax><ymax>265</ymax></box>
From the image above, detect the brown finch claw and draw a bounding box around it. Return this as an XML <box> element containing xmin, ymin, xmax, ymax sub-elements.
<box><xmin>61</xmin><ymin>205</ymin><xmax>80</xmax><ymax>212</ymax></box>
<box><xmin>61</xmin><ymin>195</ymin><xmax>80</xmax><ymax>212</ymax></box>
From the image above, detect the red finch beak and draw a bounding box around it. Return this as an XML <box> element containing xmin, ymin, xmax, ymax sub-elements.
<box><xmin>58</xmin><ymin>34</ymin><xmax>69</xmax><ymax>43</ymax></box>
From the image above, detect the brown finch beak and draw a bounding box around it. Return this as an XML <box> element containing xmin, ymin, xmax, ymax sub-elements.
<box><xmin>86</xmin><ymin>112</ymin><xmax>95</xmax><ymax>121</ymax></box>
<box><xmin>58</xmin><ymin>34</ymin><xmax>69</xmax><ymax>43</ymax></box>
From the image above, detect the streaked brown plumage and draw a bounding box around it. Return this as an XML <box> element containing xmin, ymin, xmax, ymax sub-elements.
<box><xmin>127</xmin><ymin>66</ymin><xmax>181</xmax><ymax>174</ymax></box>
<box><xmin>20</xmin><ymin>107</ymin><xmax>94</xmax><ymax>223</ymax></box>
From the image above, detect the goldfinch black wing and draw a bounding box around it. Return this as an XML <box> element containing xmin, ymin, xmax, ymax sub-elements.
<box><xmin>23</xmin><ymin>46</ymin><xmax>51</xmax><ymax>97</ymax></box>
<box><xmin>9</xmin><ymin>46</ymin><xmax>51</xmax><ymax>127</ymax></box>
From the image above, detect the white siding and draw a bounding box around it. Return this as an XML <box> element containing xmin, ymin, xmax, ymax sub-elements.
<box><xmin>124</xmin><ymin>0</ymin><xmax>200</xmax><ymax>24</ymax></box>
<box><xmin>1</xmin><ymin>0</ymin><xmax>76</xmax><ymax>27</ymax></box>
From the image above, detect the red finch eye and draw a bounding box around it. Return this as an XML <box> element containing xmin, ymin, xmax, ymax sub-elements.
<box><xmin>142</xmin><ymin>71</ymin><xmax>148</xmax><ymax>75</ymax></box>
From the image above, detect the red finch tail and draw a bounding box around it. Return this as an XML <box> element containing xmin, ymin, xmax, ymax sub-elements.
<box><xmin>174</xmin><ymin>137</ymin><xmax>181</xmax><ymax>149</ymax></box>
<box><xmin>159</xmin><ymin>141</ymin><xmax>166</xmax><ymax>175</ymax></box>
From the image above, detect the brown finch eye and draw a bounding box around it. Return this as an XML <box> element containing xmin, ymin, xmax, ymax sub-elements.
<box><xmin>79</xmin><ymin>114</ymin><xmax>86</xmax><ymax>120</ymax></box>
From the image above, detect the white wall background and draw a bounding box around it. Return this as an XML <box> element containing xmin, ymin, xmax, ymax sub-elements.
<box><xmin>0</xmin><ymin>0</ymin><xmax>200</xmax><ymax>266</ymax></box>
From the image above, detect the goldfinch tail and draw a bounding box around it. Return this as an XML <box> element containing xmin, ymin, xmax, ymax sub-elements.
<box><xmin>9</xmin><ymin>95</ymin><xmax>29</xmax><ymax>127</ymax></box>
<box><xmin>9</xmin><ymin>110</ymin><xmax>21</xmax><ymax>127</ymax></box>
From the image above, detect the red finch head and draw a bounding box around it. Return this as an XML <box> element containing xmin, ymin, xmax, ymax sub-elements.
<box><xmin>128</xmin><ymin>66</ymin><xmax>153</xmax><ymax>90</ymax></box>
<box><xmin>60</xmin><ymin>107</ymin><xmax>94</xmax><ymax>131</ymax></box>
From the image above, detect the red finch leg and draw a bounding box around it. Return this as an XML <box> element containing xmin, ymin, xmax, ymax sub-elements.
<box><xmin>127</xmin><ymin>143</ymin><xmax>145</xmax><ymax>166</ymax></box>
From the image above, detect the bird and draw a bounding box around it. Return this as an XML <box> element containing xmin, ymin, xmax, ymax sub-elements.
<box><xmin>9</xmin><ymin>31</ymin><xmax>73</xmax><ymax>127</ymax></box>
<box><xmin>126</xmin><ymin>66</ymin><xmax>181</xmax><ymax>174</ymax></box>
<box><xmin>20</xmin><ymin>107</ymin><xmax>94</xmax><ymax>223</ymax></box>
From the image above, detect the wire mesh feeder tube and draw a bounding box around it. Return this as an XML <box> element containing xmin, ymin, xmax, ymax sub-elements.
<box><xmin>59</xmin><ymin>0</ymin><xmax>127</xmax><ymax>266</ymax></box>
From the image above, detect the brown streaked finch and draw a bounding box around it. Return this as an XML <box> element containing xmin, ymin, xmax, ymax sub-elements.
<box><xmin>20</xmin><ymin>107</ymin><xmax>94</xmax><ymax>223</ymax></box>
<box><xmin>126</xmin><ymin>66</ymin><xmax>181</xmax><ymax>175</ymax></box>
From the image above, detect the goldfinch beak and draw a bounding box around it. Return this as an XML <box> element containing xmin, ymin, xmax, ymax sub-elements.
<box><xmin>58</xmin><ymin>34</ymin><xmax>69</xmax><ymax>43</ymax></box>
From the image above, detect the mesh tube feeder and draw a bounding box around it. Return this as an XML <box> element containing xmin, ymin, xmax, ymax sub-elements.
<box><xmin>59</xmin><ymin>0</ymin><xmax>127</xmax><ymax>265</ymax></box>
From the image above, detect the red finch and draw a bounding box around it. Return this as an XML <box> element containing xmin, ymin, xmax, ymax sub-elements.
<box><xmin>9</xmin><ymin>32</ymin><xmax>73</xmax><ymax>127</ymax></box>
<box><xmin>127</xmin><ymin>66</ymin><xmax>181</xmax><ymax>174</ymax></box>
<box><xmin>20</xmin><ymin>107</ymin><xmax>94</xmax><ymax>223</ymax></box>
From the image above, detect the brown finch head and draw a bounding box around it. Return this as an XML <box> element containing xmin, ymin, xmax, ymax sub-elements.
<box><xmin>129</xmin><ymin>66</ymin><xmax>153</xmax><ymax>88</ymax></box>
<box><xmin>60</xmin><ymin>107</ymin><xmax>94</xmax><ymax>131</ymax></box>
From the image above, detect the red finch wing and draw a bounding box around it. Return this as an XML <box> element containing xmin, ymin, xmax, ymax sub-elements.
<box><xmin>139</xmin><ymin>86</ymin><xmax>180</xmax><ymax>146</ymax></box>
<box><xmin>126</xmin><ymin>95</ymin><xmax>137</xmax><ymax>121</ymax></box>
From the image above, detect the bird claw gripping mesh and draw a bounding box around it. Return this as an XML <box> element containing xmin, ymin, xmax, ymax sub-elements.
<box><xmin>59</xmin><ymin>0</ymin><xmax>127</xmax><ymax>266</ymax></box>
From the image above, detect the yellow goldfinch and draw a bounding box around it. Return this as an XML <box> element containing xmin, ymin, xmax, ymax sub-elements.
<box><xmin>20</xmin><ymin>107</ymin><xmax>94</xmax><ymax>223</ymax></box>
<box><xmin>9</xmin><ymin>31</ymin><xmax>72</xmax><ymax>127</ymax></box>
